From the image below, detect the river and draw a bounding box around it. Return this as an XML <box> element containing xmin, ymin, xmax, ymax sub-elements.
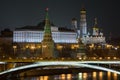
<box><xmin>8</xmin><ymin>71</ymin><xmax>120</xmax><ymax>80</ymax></box>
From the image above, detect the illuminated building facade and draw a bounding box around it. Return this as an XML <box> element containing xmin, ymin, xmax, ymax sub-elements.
<box><xmin>13</xmin><ymin>30</ymin><xmax>77</xmax><ymax>43</ymax></box>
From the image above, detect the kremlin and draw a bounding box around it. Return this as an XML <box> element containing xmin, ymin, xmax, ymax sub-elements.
<box><xmin>0</xmin><ymin>7</ymin><xmax>119</xmax><ymax>59</ymax></box>
<box><xmin>0</xmin><ymin>1</ymin><xmax>120</xmax><ymax>79</ymax></box>
<box><xmin>12</xmin><ymin>7</ymin><xmax>105</xmax><ymax>58</ymax></box>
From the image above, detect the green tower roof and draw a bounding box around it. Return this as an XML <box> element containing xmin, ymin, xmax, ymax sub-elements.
<box><xmin>44</xmin><ymin>8</ymin><xmax>51</xmax><ymax>34</ymax></box>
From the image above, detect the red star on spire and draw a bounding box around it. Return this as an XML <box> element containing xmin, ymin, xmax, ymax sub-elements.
<box><xmin>46</xmin><ymin>8</ymin><xmax>49</xmax><ymax>11</ymax></box>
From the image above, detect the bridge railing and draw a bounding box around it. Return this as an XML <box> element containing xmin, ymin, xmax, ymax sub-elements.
<box><xmin>0</xmin><ymin>57</ymin><xmax>120</xmax><ymax>62</ymax></box>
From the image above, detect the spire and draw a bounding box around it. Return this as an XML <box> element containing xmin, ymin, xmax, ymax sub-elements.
<box><xmin>93</xmin><ymin>17</ymin><xmax>99</xmax><ymax>28</ymax></box>
<box><xmin>93</xmin><ymin>17</ymin><xmax>99</xmax><ymax>36</ymax></box>
<box><xmin>81</xmin><ymin>4</ymin><xmax>86</xmax><ymax>11</ymax></box>
<box><xmin>94</xmin><ymin>17</ymin><xmax>97</xmax><ymax>26</ymax></box>
<box><xmin>80</xmin><ymin>5</ymin><xmax>87</xmax><ymax>38</ymax></box>
<box><xmin>44</xmin><ymin>8</ymin><xmax>51</xmax><ymax>34</ymax></box>
<box><xmin>45</xmin><ymin>8</ymin><xmax>49</xmax><ymax>19</ymax></box>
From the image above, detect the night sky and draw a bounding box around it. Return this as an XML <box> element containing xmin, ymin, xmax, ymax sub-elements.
<box><xmin>0</xmin><ymin>0</ymin><xmax>120</xmax><ymax>38</ymax></box>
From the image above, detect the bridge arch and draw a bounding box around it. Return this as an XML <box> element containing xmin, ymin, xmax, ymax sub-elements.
<box><xmin>0</xmin><ymin>62</ymin><xmax>120</xmax><ymax>75</ymax></box>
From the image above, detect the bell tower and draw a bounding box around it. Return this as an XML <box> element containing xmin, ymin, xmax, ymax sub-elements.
<box><xmin>41</xmin><ymin>8</ymin><xmax>54</xmax><ymax>58</ymax></box>
<box><xmin>93</xmin><ymin>18</ymin><xmax>99</xmax><ymax>36</ymax></box>
<box><xmin>80</xmin><ymin>6</ymin><xmax>87</xmax><ymax>38</ymax></box>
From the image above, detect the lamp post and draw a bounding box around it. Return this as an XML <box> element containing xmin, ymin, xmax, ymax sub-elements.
<box><xmin>13</xmin><ymin>45</ymin><xmax>17</xmax><ymax>55</ymax></box>
<box><xmin>31</xmin><ymin>46</ymin><xmax>35</xmax><ymax>54</ymax></box>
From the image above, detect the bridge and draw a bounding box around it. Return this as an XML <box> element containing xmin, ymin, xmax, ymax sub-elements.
<box><xmin>0</xmin><ymin>58</ymin><xmax>120</xmax><ymax>76</ymax></box>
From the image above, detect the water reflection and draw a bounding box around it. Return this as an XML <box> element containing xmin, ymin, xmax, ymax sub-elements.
<box><xmin>16</xmin><ymin>71</ymin><xmax>120</xmax><ymax>80</ymax></box>
<box><xmin>93</xmin><ymin>72</ymin><xmax>97</xmax><ymax>80</ymax></box>
<box><xmin>37</xmin><ymin>76</ymin><xmax>48</xmax><ymax>80</ymax></box>
<box><xmin>83</xmin><ymin>73</ymin><xmax>87</xmax><ymax>80</ymax></box>
<box><xmin>107</xmin><ymin>72</ymin><xmax>111</xmax><ymax>80</ymax></box>
<box><xmin>61</xmin><ymin>74</ymin><xmax>66</xmax><ymax>80</ymax></box>
<box><xmin>78</xmin><ymin>73</ymin><xmax>82</xmax><ymax>80</ymax></box>
<box><xmin>113</xmin><ymin>73</ymin><xmax>117</xmax><ymax>80</ymax></box>
<box><xmin>99</xmin><ymin>72</ymin><xmax>103</xmax><ymax>80</ymax></box>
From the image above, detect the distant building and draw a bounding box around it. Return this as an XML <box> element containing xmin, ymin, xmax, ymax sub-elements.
<box><xmin>75</xmin><ymin>7</ymin><xmax>106</xmax><ymax>44</ymax></box>
<box><xmin>0</xmin><ymin>28</ymin><xmax>13</xmax><ymax>44</ymax></box>
<box><xmin>80</xmin><ymin>7</ymin><xmax>87</xmax><ymax>38</ymax></box>
<box><xmin>0</xmin><ymin>29</ymin><xmax>13</xmax><ymax>57</ymax></box>
<box><xmin>81</xmin><ymin>18</ymin><xmax>106</xmax><ymax>44</ymax></box>
<box><xmin>0</xmin><ymin>28</ymin><xmax>13</xmax><ymax>37</ymax></box>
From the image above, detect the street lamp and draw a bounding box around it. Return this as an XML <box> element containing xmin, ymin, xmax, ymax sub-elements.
<box><xmin>13</xmin><ymin>45</ymin><xmax>17</xmax><ymax>55</ymax></box>
<box><xmin>31</xmin><ymin>46</ymin><xmax>36</xmax><ymax>54</ymax></box>
<box><xmin>31</xmin><ymin>46</ymin><xmax>35</xmax><ymax>50</ymax></box>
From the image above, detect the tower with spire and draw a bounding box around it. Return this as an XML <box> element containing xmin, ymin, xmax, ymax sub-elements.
<box><xmin>72</xmin><ymin>18</ymin><xmax>79</xmax><ymax>39</ymax></box>
<box><xmin>79</xmin><ymin>7</ymin><xmax>106</xmax><ymax>44</ymax></box>
<box><xmin>80</xmin><ymin>6</ymin><xmax>87</xmax><ymax>38</ymax></box>
<box><xmin>93</xmin><ymin>18</ymin><xmax>99</xmax><ymax>36</ymax></box>
<box><xmin>41</xmin><ymin>8</ymin><xmax>54</xmax><ymax>58</ymax></box>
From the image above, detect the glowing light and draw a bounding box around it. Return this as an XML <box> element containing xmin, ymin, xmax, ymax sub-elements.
<box><xmin>43</xmin><ymin>45</ymin><xmax>47</xmax><ymax>48</ymax></box>
<box><xmin>78</xmin><ymin>57</ymin><xmax>82</xmax><ymax>60</ymax></box>
<box><xmin>113</xmin><ymin>73</ymin><xmax>117</xmax><ymax>80</ymax></box>
<box><xmin>67</xmin><ymin>74</ymin><xmax>72</xmax><ymax>79</ymax></box>
<box><xmin>38</xmin><ymin>46</ymin><xmax>41</xmax><ymax>48</ymax></box>
<box><xmin>89</xmin><ymin>44</ymin><xmax>94</xmax><ymax>48</ymax></box>
<box><xmin>78</xmin><ymin>73</ymin><xmax>82</xmax><ymax>80</ymax></box>
<box><xmin>113</xmin><ymin>57</ymin><xmax>117</xmax><ymax>59</ymax></box>
<box><xmin>61</xmin><ymin>74</ymin><xmax>66</xmax><ymax>79</ymax></box>
<box><xmin>107</xmin><ymin>57</ymin><xmax>110</xmax><ymax>59</ymax></box>
<box><xmin>13</xmin><ymin>45</ymin><xmax>17</xmax><ymax>49</ymax></box>
<box><xmin>0</xmin><ymin>62</ymin><xmax>6</xmax><ymax>64</ymax></box>
<box><xmin>93</xmin><ymin>72</ymin><xmax>97</xmax><ymax>80</ymax></box>
<box><xmin>57</xmin><ymin>45</ymin><xmax>63</xmax><ymax>49</ymax></box>
<box><xmin>99</xmin><ymin>57</ymin><xmax>102</xmax><ymax>60</ymax></box>
<box><xmin>114</xmin><ymin>47</ymin><xmax>118</xmax><ymax>50</ymax></box>
<box><xmin>31</xmin><ymin>46</ymin><xmax>35</xmax><ymax>50</ymax></box>
<box><xmin>83</xmin><ymin>73</ymin><xmax>87</xmax><ymax>79</ymax></box>
<box><xmin>39</xmin><ymin>76</ymin><xmax>48</xmax><ymax>80</ymax></box>
<box><xmin>26</xmin><ymin>45</ymin><xmax>29</xmax><ymax>48</ymax></box>
<box><xmin>107</xmin><ymin>72</ymin><xmax>111</xmax><ymax>80</ymax></box>
<box><xmin>99</xmin><ymin>72</ymin><xmax>103</xmax><ymax>80</ymax></box>
<box><xmin>106</xmin><ymin>44</ymin><xmax>112</xmax><ymax>49</ymax></box>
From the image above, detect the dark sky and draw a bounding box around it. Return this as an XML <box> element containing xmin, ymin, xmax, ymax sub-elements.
<box><xmin>0</xmin><ymin>0</ymin><xmax>120</xmax><ymax>38</ymax></box>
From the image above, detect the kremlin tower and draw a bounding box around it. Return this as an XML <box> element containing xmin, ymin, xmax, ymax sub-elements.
<box><xmin>72</xmin><ymin>18</ymin><xmax>79</xmax><ymax>39</ymax></box>
<box><xmin>93</xmin><ymin>18</ymin><xmax>99</xmax><ymax>36</ymax></box>
<box><xmin>80</xmin><ymin>7</ymin><xmax>87</xmax><ymax>38</ymax></box>
<box><xmin>41</xmin><ymin>8</ymin><xmax>55</xmax><ymax>58</ymax></box>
